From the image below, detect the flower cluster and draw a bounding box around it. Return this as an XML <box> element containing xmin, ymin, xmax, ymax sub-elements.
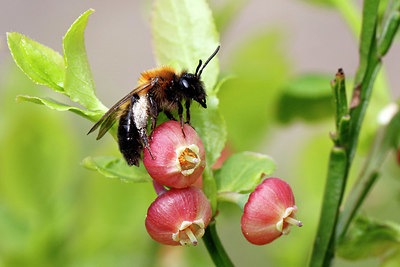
<box><xmin>143</xmin><ymin>121</ymin><xmax>302</xmax><ymax>247</ymax></box>
<box><xmin>143</xmin><ymin>121</ymin><xmax>210</xmax><ymax>246</ymax></box>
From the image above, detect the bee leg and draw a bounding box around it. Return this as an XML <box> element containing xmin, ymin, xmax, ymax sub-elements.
<box><xmin>177</xmin><ymin>101</ymin><xmax>186</xmax><ymax>138</ymax></box>
<box><xmin>185</xmin><ymin>99</ymin><xmax>191</xmax><ymax>125</ymax></box>
<box><xmin>139</xmin><ymin>128</ymin><xmax>155</xmax><ymax>159</ymax></box>
<box><xmin>150</xmin><ymin>117</ymin><xmax>157</xmax><ymax>140</ymax></box>
<box><xmin>164</xmin><ymin>110</ymin><xmax>177</xmax><ymax>121</ymax></box>
<box><xmin>148</xmin><ymin>94</ymin><xmax>158</xmax><ymax>139</ymax></box>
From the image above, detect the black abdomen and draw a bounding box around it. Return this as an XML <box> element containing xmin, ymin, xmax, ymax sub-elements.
<box><xmin>117</xmin><ymin>106</ymin><xmax>143</xmax><ymax>167</ymax></box>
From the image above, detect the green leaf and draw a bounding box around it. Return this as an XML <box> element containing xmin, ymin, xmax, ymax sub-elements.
<box><xmin>63</xmin><ymin>9</ymin><xmax>106</xmax><ymax>112</ymax></box>
<box><xmin>337</xmin><ymin>216</ymin><xmax>400</xmax><ymax>260</ymax></box>
<box><xmin>284</xmin><ymin>73</ymin><xmax>333</xmax><ymax>99</ymax></box>
<box><xmin>354</xmin><ymin>0</ymin><xmax>380</xmax><ymax>85</ymax></box>
<box><xmin>276</xmin><ymin>73</ymin><xmax>334</xmax><ymax>123</ymax></box>
<box><xmin>82</xmin><ymin>156</ymin><xmax>152</xmax><ymax>183</ymax></box>
<box><xmin>7</xmin><ymin>32</ymin><xmax>65</xmax><ymax>93</ymax></box>
<box><xmin>277</xmin><ymin>95</ymin><xmax>334</xmax><ymax>123</ymax></box>
<box><xmin>191</xmin><ymin>95</ymin><xmax>227</xmax><ymax>168</ymax></box>
<box><xmin>214</xmin><ymin>151</ymin><xmax>276</xmax><ymax>193</ymax></box>
<box><xmin>152</xmin><ymin>0</ymin><xmax>220</xmax><ymax>92</ymax></box>
<box><xmin>16</xmin><ymin>95</ymin><xmax>101</xmax><ymax>122</ymax></box>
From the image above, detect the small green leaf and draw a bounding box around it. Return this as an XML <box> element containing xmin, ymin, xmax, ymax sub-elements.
<box><xmin>191</xmin><ymin>95</ymin><xmax>227</xmax><ymax>168</ymax></box>
<box><xmin>16</xmin><ymin>95</ymin><xmax>101</xmax><ymax>122</ymax></box>
<box><xmin>277</xmin><ymin>73</ymin><xmax>334</xmax><ymax>123</ymax></box>
<box><xmin>337</xmin><ymin>216</ymin><xmax>400</xmax><ymax>260</ymax></box>
<box><xmin>7</xmin><ymin>32</ymin><xmax>65</xmax><ymax>93</ymax></box>
<box><xmin>214</xmin><ymin>151</ymin><xmax>276</xmax><ymax>193</ymax></box>
<box><xmin>152</xmin><ymin>0</ymin><xmax>220</xmax><ymax>92</ymax></box>
<box><xmin>82</xmin><ymin>156</ymin><xmax>152</xmax><ymax>183</ymax></box>
<box><xmin>284</xmin><ymin>73</ymin><xmax>333</xmax><ymax>99</ymax></box>
<box><xmin>63</xmin><ymin>9</ymin><xmax>106</xmax><ymax>112</ymax></box>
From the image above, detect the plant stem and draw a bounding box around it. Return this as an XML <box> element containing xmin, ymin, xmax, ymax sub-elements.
<box><xmin>310</xmin><ymin>1</ymin><xmax>400</xmax><ymax>265</ymax></box>
<box><xmin>332</xmin><ymin>0</ymin><xmax>391</xmax><ymax>121</ymax></box>
<box><xmin>310</xmin><ymin>45</ymin><xmax>382</xmax><ymax>267</ymax></box>
<box><xmin>203</xmin><ymin>221</ymin><xmax>234</xmax><ymax>267</ymax></box>
<box><xmin>203</xmin><ymin>167</ymin><xmax>218</xmax><ymax>215</ymax></box>
<box><xmin>217</xmin><ymin>191</ymin><xmax>249</xmax><ymax>211</ymax></box>
<box><xmin>309</xmin><ymin>148</ymin><xmax>347</xmax><ymax>267</ymax></box>
<box><xmin>337</xmin><ymin>110</ymin><xmax>400</xmax><ymax>241</ymax></box>
<box><xmin>217</xmin><ymin>191</ymin><xmax>242</xmax><ymax>203</ymax></box>
<box><xmin>336</xmin><ymin>0</ymin><xmax>400</xmax><ymax>243</ymax></box>
<box><xmin>348</xmin><ymin>59</ymin><xmax>382</xmax><ymax>163</ymax></box>
<box><xmin>336</xmin><ymin>172</ymin><xmax>379</xmax><ymax>241</ymax></box>
<box><xmin>202</xmin><ymin>167</ymin><xmax>234</xmax><ymax>266</ymax></box>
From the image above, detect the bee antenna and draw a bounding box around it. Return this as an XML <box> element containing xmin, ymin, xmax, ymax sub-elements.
<box><xmin>195</xmin><ymin>59</ymin><xmax>202</xmax><ymax>76</ymax></box>
<box><xmin>197</xmin><ymin>45</ymin><xmax>220</xmax><ymax>78</ymax></box>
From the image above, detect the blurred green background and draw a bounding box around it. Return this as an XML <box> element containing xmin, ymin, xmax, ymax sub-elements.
<box><xmin>1</xmin><ymin>0</ymin><xmax>400</xmax><ymax>266</ymax></box>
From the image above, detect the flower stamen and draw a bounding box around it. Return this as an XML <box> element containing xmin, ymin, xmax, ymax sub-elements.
<box><xmin>179</xmin><ymin>148</ymin><xmax>199</xmax><ymax>169</ymax></box>
<box><xmin>184</xmin><ymin>227</ymin><xmax>198</xmax><ymax>246</ymax></box>
<box><xmin>276</xmin><ymin>206</ymin><xmax>302</xmax><ymax>234</ymax></box>
<box><xmin>172</xmin><ymin>219</ymin><xmax>205</xmax><ymax>246</ymax></box>
<box><xmin>176</xmin><ymin>145</ymin><xmax>201</xmax><ymax>176</ymax></box>
<box><xmin>285</xmin><ymin>216</ymin><xmax>303</xmax><ymax>227</ymax></box>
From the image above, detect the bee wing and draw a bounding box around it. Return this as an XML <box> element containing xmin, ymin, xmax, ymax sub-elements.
<box><xmin>88</xmin><ymin>78</ymin><xmax>158</xmax><ymax>140</ymax></box>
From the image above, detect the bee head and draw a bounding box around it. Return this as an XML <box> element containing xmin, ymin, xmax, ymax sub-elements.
<box><xmin>178</xmin><ymin>46</ymin><xmax>221</xmax><ymax>109</ymax></box>
<box><xmin>179</xmin><ymin>74</ymin><xmax>207</xmax><ymax>108</ymax></box>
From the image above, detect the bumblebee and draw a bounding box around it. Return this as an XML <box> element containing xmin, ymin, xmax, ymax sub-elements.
<box><xmin>88</xmin><ymin>46</ymin><xmax>220</xmax><ymax>166</ymax></box>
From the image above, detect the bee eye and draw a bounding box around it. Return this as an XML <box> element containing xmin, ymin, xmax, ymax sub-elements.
<box><xmin>181</xmin><ymin>79</ymin><xmax>189</xmax><ymax>89</ymax></box>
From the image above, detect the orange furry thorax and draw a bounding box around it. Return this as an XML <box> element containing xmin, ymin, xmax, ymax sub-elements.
<box><xmin>138</xmin><ymin>66</ymin><xmax>177</xmax><ymax>86</ymax></box>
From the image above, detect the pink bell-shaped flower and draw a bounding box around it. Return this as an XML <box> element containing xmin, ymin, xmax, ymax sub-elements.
<box><xmin>143</xmin><ymin>121</ymin><xmax>205</xmax><ymax>188</ymax></box>
<box><xmin>241</xmin><ymin>178</ymin><xmax>302</xmax><ymax>245</ymax></box>
<box><xmin>145</xmin><ymin>187</ymin><xmax>212</xmax><ymax>246</ymax></box>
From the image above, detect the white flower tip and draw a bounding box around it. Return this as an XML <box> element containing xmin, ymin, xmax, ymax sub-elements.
<box><xmin>377</xmin><ymin>103</ymin><xmax>399</xmax><ymax>125</ymax></box>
